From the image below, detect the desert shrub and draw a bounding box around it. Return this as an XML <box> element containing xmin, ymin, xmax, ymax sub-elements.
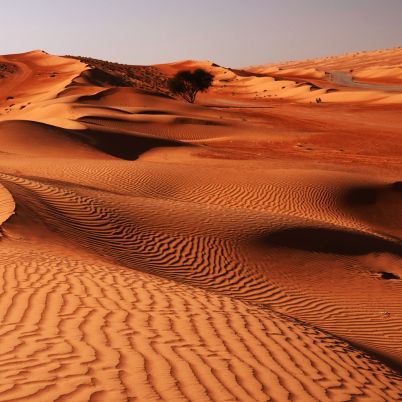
<box><xmin>167</xmin><ymin>68</ymin><xmax>213</xmax><ymax>103</ymax></box>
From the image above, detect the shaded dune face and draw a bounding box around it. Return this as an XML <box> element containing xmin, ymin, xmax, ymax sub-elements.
<box><xmin>0</xmin><ymin>50</ymin><xmax>401</xmax><ymax>400</ymax></box>
<box><xmin>256</xmin><ymin>226</ymin><xmax>402</xmax><ymax>255</ymax></box>
<box><xmin>342</xmin><ymin>184</ymin><xmax>402</xmax><ymax>238</ymax></box>
<box><xmin>70</xmin><ymin>126</ymin><xmax>186</xmax><ymax>160</ymax></box>
<box><xmin>0</xmin><ymin>119</ymin><xmax>184</xmax><ymax>160</ymax></box>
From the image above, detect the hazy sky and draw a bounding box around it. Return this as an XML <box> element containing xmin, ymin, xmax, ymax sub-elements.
<box><xmin>1</xmin><ymin>0</ymin><xmax>401</xmax><ymax>67</ymax></box>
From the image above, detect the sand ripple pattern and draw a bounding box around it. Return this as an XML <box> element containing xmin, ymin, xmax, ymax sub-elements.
<box><xmin>0</xmin><ymin>243</ymin><xmax>400</xmax><ymax>402</ymax></box>
<box><xmin>1</xmin><ymin>172</ymin><xmax>402</xmax><ymax>369</ymax></box>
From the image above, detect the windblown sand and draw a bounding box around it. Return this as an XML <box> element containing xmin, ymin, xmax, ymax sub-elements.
<box><xmin>0</xmin><ymin>49</ymin><xmax>401</xmax><ymax>401</ymax></box>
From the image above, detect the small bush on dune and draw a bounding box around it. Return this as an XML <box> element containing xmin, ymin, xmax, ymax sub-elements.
<box><xmin>167</xmin><ymin>68</ymin><xmax>214</xmax><ymax>103</ymax></box>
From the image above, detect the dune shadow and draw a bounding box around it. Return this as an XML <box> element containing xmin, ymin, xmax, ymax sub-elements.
<box><xmin>73</xmin><ymin>128</ymin><xmax>186</xmax><ymax>160</ymax></box>
<box><xmin>343</xmin><ymin>182</ymin><xmax>402</xmax><ymax>207</ymax></box>
<box><xmin>256</xmin><ymin>227</ymin><xmax>402</xmax><ymax>256</ymax></box>
<box><xmin>343</xmin><ymin>186</ymin><xmax>379</xmax><ymax>206</ymax></box>
<box><xmin>0</xmin><ymin>120</ymin><xmax>185</xmax><ymax>161</ymax></box>
<box><xmin>77</xmin><ymin>87</ymin><xmax>172</xmax><ymax>103</ymax></box>
<box><xmin>391</xmin><ymin>181</ymin><xmax>402</xmax><ymax>192</ymax></box>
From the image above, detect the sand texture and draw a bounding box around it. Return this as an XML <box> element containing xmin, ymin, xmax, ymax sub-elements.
<box><xmin>0</xmin><ymin>49</ymin><xmax>401</xmax><ymax>401</ymax></box>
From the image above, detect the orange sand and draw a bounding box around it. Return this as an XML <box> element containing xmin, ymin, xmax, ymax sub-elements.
<box><xmin>0</xmin><ymin>49</ymin><xmax>401</xmax><ymax>401</ymax></box>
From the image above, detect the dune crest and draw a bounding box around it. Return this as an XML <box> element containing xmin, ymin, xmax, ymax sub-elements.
<box><xmin>0</xmin><ymin>183</ymin><xmax>15</xmax><ymax>228</ymax></box>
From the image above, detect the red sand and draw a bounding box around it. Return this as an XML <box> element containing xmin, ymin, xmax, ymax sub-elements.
<box><xmin>0</xmin><ymin>49</ymin><xmax>401</xmax><ymax>401</ymax></box>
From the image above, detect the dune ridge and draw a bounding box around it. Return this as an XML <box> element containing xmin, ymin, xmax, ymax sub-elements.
<box><xmin>0</xmin><ymin>49</ymin><xmax>401</xmax><ymax>401</ymax></box>
<box><xmin>0</xmin><ymin>183</ymin><xmax>15</xmax><ymax>228</ymax></box>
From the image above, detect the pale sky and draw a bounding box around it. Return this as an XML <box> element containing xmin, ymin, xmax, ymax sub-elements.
<box><xmin>1</xmin><ymin>0</ymin><xmax>401</xmax><ymax>67</ymax></box>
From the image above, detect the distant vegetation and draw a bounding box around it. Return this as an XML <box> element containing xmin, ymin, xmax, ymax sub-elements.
<box><xmin>0</xmin><ymin>63</ymin><xmax>18</xmax><ymax>79</ymax></box>
<box><xmin>167</xmin><ymin>69</ymin><xmax>214</xmax><ymax>103</ymax></box>
<box><xmin>64</xmin><ymin>55</ymin><xmax>171</xmax><ymax>95</ymax></box>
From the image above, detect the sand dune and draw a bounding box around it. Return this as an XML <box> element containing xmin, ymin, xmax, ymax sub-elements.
<box><xmin>0</xmin><ymin>49</ymin><xmax>401</xmax><ymax>401</ymax></box>
<box><xmin>245</xmin><ymin>47</ymin><xmax>402</xmax><ymax>104</ymax></box>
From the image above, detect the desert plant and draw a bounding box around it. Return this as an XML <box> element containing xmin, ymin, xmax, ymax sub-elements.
<box><xmin>167</xmin><ymin>68</ymin><xmax>213</xmax><ymax>103</ymax></box>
